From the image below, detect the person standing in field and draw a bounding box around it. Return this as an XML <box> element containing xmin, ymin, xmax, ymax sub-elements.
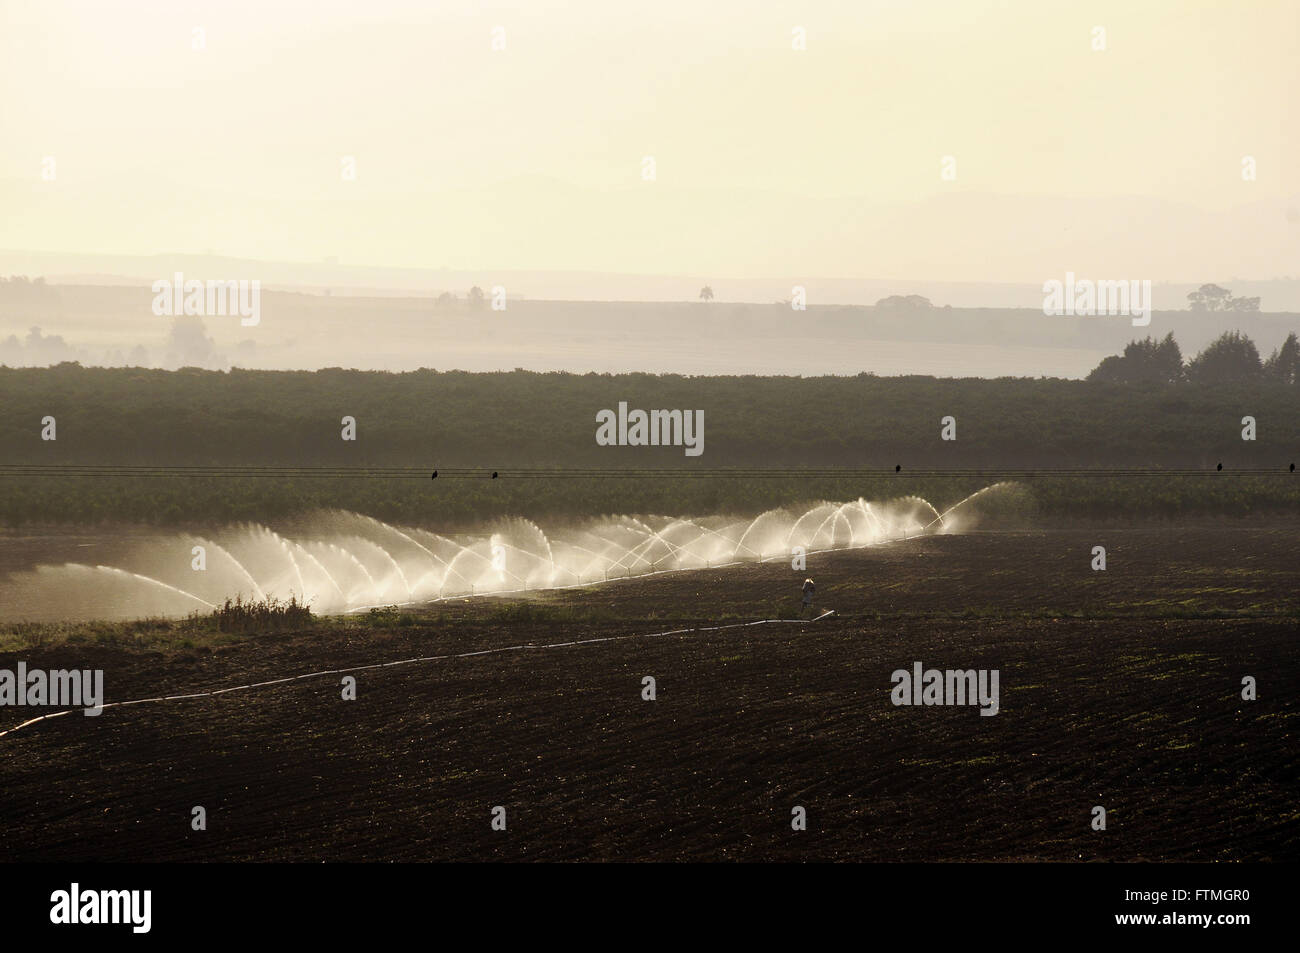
<box><xmin>801</xmin><ymin>577</ymin><xmax>816</xmax><ymax>615</ymax></box>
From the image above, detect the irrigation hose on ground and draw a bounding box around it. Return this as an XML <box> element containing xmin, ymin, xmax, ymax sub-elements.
<box><xmin>0</xmin><ymin>609</ymin><xmax>838</xmax><ymax>740</ymax></box>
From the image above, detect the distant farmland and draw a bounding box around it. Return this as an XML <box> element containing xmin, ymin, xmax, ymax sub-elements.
<box><xmin>0</xmin><ymin>364</ymin><xmax>1296</xmax><ymax>525</ymax></box>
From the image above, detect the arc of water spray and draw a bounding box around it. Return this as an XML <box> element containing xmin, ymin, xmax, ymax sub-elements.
<box><xmin>920</xmin><ymin>482</ymin><xmax>1014</xmax><ymax>532</ymax></box>
<box><xmin>197</xmin><ymin>537</ymin><xmax>267</xmax><ymax>602</ymax></box>
<box><xmin>94</xmin><ymin>566</ymin><xmax>217</xmax><ymax>610</ymax></box>
<box><xmin>5</xmin><ymin>489</ymin><xmax>1015</xmax><ymax>621</ymax></box>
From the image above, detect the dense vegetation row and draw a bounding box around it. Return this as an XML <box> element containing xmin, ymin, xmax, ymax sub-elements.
<box><xmin>0</xmin><ymin>472</ymin><xmax>1295</xmax><ymax>528</ymax></box>
<box><xmin>0</xmin><ymin>363</ymin><xmax>1296</xmax><ymax>524</ymax></box>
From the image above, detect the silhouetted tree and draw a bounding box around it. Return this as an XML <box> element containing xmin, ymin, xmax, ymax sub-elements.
<box><xmin>1187</xmin><ymin>283</ymin><xmax>1260</xmax><ymax>312</ymax></box>
<box><xmin>1152</xmin><ymin>332</ymin><xmax>1184</xmax><ymax>382</ymax></box>
<box><xmin>1187</xmin><ymin>284</ymin><xmax>1231</xmax><ymax>311</ymax></box>
<box><xmin>1185</xmin><ymin>331</ymin><xmax>1262</xmax><ymax>384</ymax></box>
<box><xmin>1086</xmin><ymin>354</ymin><xmax>1126</xmax><ymax>383</ymax></box>
<box><xmin>165</xmin><ymin>315</ymin><xmax>221</xmax><ymax>369</ymax></box>
<box><xmin>699</xmin><ymin>286</ymin><xmax>714</xmax><ymax>302</ymax></box>
<box><xmin>1087</xmin><ymin>333</ymin><xmax>1183</xmax><ymax>383</ymax></box>
<box><xmin>1264</xmin><ymin>331</ymin><xmax>1299</xmax><ymax>384</ymax></box>
<box><xmin>875</xmin><ymin>294</ymin><xmax>933</xmax><ymax>310</ymax></box>
<box><xmin>466</xmin><ymin>286</ymin><xmax>486</xmax><ymax>310</ymax></box>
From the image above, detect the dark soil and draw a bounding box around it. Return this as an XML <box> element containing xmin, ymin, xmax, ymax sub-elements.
<box><xmin>1</xmin><ymin>527</ymin><xmax>1296</xmax><ymax>861</ymax></box>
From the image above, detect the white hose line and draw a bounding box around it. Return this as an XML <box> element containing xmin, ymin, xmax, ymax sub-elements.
<box><xmin>0</xmin><ymin>609</ymin><xmax>837</xmax><ymax>740</ymax></box>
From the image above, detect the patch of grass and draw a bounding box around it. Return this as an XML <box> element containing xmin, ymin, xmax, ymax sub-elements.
<box><xmin>0</xmin><ymin>597</ymin><xmax>314</xmax><ymax>651</ymax></box>
<box><xmin>212</xmin><ymin>595</ymin><xmax>313</xmax><ymax>634</ymax></box>
<box><xmin>0</xmin><ymin>616</ymin><xmax>206</xmax><ymax>652</ymax></box>
<box><xmin>361</xmin><ymin>607</ymin><xmax>424</xmax><ymax>628</ymax></box>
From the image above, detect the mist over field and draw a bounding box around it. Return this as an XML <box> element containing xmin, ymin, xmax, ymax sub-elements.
<box><xmin>3</xmin><ymin>278</ymin><xmax>1300</xmax><ymax>378</ymax></box>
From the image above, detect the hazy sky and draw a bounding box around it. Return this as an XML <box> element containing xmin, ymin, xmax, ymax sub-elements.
<box><xmin>2</xmin><ymin>0</ymin><xmax>1296</xmax><ymax>280</ymax></box>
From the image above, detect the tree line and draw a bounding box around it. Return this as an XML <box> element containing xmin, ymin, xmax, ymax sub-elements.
<box><xmin>1088</xmin><ymin>330</ymin><xmax>1298</xmax><ymax>385</ymax></box>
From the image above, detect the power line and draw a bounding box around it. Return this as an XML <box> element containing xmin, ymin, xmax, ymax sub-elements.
<box><xmin>0</xmin><ymin>464</ymin><xmax>1293</xmax><ymax>479</ymax></box>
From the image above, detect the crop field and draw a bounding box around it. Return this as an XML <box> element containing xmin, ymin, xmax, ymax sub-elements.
<box><xmin>1</xmin><ymin>525</ymin><xmax>1294</xmax><ymax>862</ymax></box>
